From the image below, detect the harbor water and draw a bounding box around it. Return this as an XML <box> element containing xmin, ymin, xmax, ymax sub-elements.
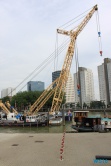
<box><xmin>0</xmin><ymin>111</ymin><xmax>111</xmax><ymax>133</ymax></box>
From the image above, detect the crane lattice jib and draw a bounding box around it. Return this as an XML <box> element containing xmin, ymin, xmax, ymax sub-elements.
<box><xmin>28</xmin><ymin>78</ymin><xmax>59</xmax><ymax>115</ymax></box>
<box><xmin>50</xmin><ymin>5</ymin><xmax>98</xmax><ymax>113</ymax></box>
<box><xmin>31</xmin><ymin>87</ymin><xmax>56</xmax><ymax>115</ymax></box>
<box><xmin>0</xmin><ymin>100</ymin><xmax>10</xmax><ymax>115</ymax></box>
<box><xmin>5</xmin><ymin>101</ymin><xmax>18</xmax><ymax>115</ymax></box>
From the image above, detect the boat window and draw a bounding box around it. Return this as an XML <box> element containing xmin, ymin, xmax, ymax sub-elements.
<box><xmin>79</xmin><ymin>113</ymin><xmax>81</xmax><ymax>116</ymax></box>
<box><xmin>86</xmin><ymin>123</ymin><xmax>89</xmax><ymax>126</ymax></box>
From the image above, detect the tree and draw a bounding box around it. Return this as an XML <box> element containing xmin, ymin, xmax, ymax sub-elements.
<box><xmin>1</xmin><ymin>96</ymin><xmax>11</xmax><ymax>103</ymax></box>
<box><xmin>11</xmin><ymin>91</ymin><xmax>42</xmax><ymax>110</ymax></box>
<box><xmin>76</xmin><ymin>102</ymin><xmax>81</xmax><ymax>108</ymax></box>
<box><xmin>10</xmin><ymin>90</ymin><xmax>66</xmax><ymax>112</ymax></box>
<box><xmin>83</xmin><ymin>102</ymin><xmax>87</xmax><ymax>109</ymax></box>
<box><xmin>90</xmin><ymin>100</ymin><xmax>105</xmax><ymax>109</ymax></box>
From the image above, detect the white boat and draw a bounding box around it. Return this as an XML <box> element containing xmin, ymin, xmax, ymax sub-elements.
<box><xmin>49</xmin><ymin>117</ymin><xmax>62</xmax><ymax>126</ymax></box>
<box><xmin>1</xmin><ymin>113</ymin><xmax>20</xmax><ymax>123</ymax></box>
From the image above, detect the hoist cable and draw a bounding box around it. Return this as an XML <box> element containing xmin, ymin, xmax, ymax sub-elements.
<box><xmin>63</xmin><ymin>14</ymin><xmax>88</xmax><ymax>30</ymax></box>
<box><xmin>96</xmin><ymin>10</ymin><xmax>102</xmax><ymax>55</ymax></box>
<box><xmin>58</xmin><ymin>7</ymin><xmax>93</xmax><ymax>29</ymax></box>
<box><xmin>18</xmin><ymin>39</ymin><xmax>70</xmax><ymax>92</ymax></box>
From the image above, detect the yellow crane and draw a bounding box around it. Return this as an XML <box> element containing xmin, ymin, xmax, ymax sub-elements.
<box><xmin>5</xmin><ymin>101</ymin><xmax>18</xmax><ymax>115</ymax></box>
<box><xmin>28</xmin><ymin>4</ymin><xmax>98</xmax><ymax>115</ymax></box>
<box><xmin>0</xmin><ymin>100</ymin><xmax>10</xmax><ymax>115</ymax></box>
<box><xmin>28</xmin><ymin>78</ymin><xmax>59</xmax><ymax>115</ymax></box>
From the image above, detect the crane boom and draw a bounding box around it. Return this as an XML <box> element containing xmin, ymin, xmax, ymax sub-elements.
<box><xmin>50</xmin><ymin>5</ymin><xmax>98</xmax><ymax>113</ymax></box>
<box><xmin>26</xmin><ymin>5</ymin><xmax>98</xmax><ymax>116</ymax></box>
<box><xmin>0</xmin><ymin>100</ymin><xmax>10</xmax><ymax>115</ymax></box>
<box><xmin>28</xmin><ymin>78</ymin><xmax>59</xmax><ymax>115</ymax></box>
<box><xmin>5</xmin><ymin>101</ymin><xmax>18</xmax><ymax>115</ymax></box>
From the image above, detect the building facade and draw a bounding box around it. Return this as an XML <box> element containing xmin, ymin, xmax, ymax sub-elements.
<box><xmin>1</xmin><ymin>87</ymin><xmax>16</xmax><ymax>98</ymax></box>
<box><xmin>65</xmin><ymin>73</ymin><xmax>75</xmax><ymax>103</ymax></box>
<box><xmin>98</xmin><ymin>58</ymin><xmax>111</xmax><ymax>106</ymax></box>
<box><xmin>74</xmin><ymin>67</ymin><xmax>95</xmax><ymax>107</ymax></box>
<box><xmin>52</xmin><ymin>70</ymin><xmax>61</xmax><ymax>88</ymax></box>
<box><xmin>27</xmin><ymin>81</ymin><xmax>45</xmax><ymax>92</ymax></box>
<box><xmin>52</xmin><ymin>70</ymin><xmax>75</xmax><ymax>103</ymax></box>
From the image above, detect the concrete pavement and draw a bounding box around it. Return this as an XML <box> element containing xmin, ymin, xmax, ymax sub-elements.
<box><xmin>0</xmin><ymin>133</ymin><xmax>111</xmax><ymax>166</ymax></box>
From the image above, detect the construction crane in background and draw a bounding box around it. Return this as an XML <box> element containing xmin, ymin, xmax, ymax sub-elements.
<box><xmin>5</xmin><ymin>101</ymin><xmax>18</xmax><ymax>115</ymax></box>
<box><xmin>0</xmin><ymin>100</ymin><xmax>10</xmax><ymax>115</ymax></box>
<box><xmin>27</xmin><ymin>4</ymin><xmax>98</xmax><ymax>115</ymax></box>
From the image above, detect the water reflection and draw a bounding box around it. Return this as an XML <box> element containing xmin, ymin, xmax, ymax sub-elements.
<box><xmin>0</xmin><ymin>121</ymin><xmax>71</xmax><ymax>133</ymax></box>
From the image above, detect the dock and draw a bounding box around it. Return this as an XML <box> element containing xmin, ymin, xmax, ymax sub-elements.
<box><xmin>0</xmin><ymin>132</ymin><xmax>111</xmax><ymax>166</ymax></box>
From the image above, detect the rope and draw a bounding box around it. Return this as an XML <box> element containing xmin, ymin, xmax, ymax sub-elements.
<box><xmin>75</xmin><ymin>41</ymin><xmax>80</xmax><ymax>98</ymax></box>
<box><xmin>75</xmin><ymin>41</ymin><xmax>79</xmax><ymax>84</ymax></box>
<box><xmin>54</xmin><ymin>32</ymin><xmax>59</xmax><ymax>71</ymax></box>
<box><xmin>58</xmin><ymin>7</ymin><xmax>93</xmax><ymax>29</ymax></box>
<box><xmin>17</xmin><ymin>38</ymin><xmax>70</xmax><ymax>92</ymax></box>
<box><xmin>96</xmin><ymin>10</ymin><xmax>103</xmax><ymax>56</ymax></box>
<box><xmin>63</xmin><ymin>14</ymin><xmax>88</xmax><ymax>30</ymax></box>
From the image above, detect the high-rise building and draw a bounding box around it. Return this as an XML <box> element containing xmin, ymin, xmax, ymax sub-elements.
<box><xmin>52</xmin><ymin>70</ymin><xmax>75</xmax><ymax>103</ymax></box>
<box><xmin>1</xmin><ymin>87</ymin><xmax>16</xmax><ymax>98</ymax></box>
<box><xmin>98</xmin><ymin>58</ymin><xmax>111</xmax><ymax>106</ymax></box>
<box><xmin>65</xmin><ymin>73</ymin><xmax>75</xmax><ymax>103</ymax></box>
<box><xmin>74</xmin><ymin>67</ymin><xmax>95</xmax><ymax>107</ymax></box>
<box><xmin>27</xmin><ymin>81</ymin><xmax>45</xmax><ymax>92</ymax></box>
<box><xmin>52</xmin><ymin>70</ymin><xmax>61</xmax><ymax>88</ymax></box>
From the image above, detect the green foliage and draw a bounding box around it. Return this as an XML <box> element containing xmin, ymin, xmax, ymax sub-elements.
<box><xmin>90</xmin><ymin>101</ymin><xmax>106</xmax><ymax>109</ymax></box>
<box><xmin>83</xmin><ymin>102</ymin><xmax>87</xmax><ymax>108</ymax></box>
<box><xmin>10</xmin><ymin>90</ymin><xmax>66</xmax><ymax>111</ymax></box>
<box><xmin>76</xmin><ymin>102</ymin><xmax>81</xmax><ymax>108</ymax></box>
<box><xmin>1</xmin><ymin>96</ymin><xmax>11</xmax><ymax>103</ymax></box>
<box><xmin>11</xmin><ymin>91</ymin><xmax>42</xmax><ymax>108</ymax></box>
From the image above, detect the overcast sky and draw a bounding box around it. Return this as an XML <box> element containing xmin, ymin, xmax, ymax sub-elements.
<box><xmin>0</xmin><ymin>0</ymin><xmax>111</xmax><ymax>100</ymax></box>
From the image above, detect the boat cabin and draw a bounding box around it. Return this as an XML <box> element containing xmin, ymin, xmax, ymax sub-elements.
<box><xmin>73</xmin><ymin>111</ymin><xmax>111</xmax><ymax>132</ymax></box>
<box><xmin>74</xmin><ymin>111</ymin><xmax>89</xmax><ymax>123</ymax></box>
<box><xmin>26</xmin><ymin>115</ymin><xmax>39</xmax><ymax>122</ymax></box>
<box><xmin>74</xmin><ymin>111</ymin><xmax>101</xmax><ymax>127</ymax></box>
